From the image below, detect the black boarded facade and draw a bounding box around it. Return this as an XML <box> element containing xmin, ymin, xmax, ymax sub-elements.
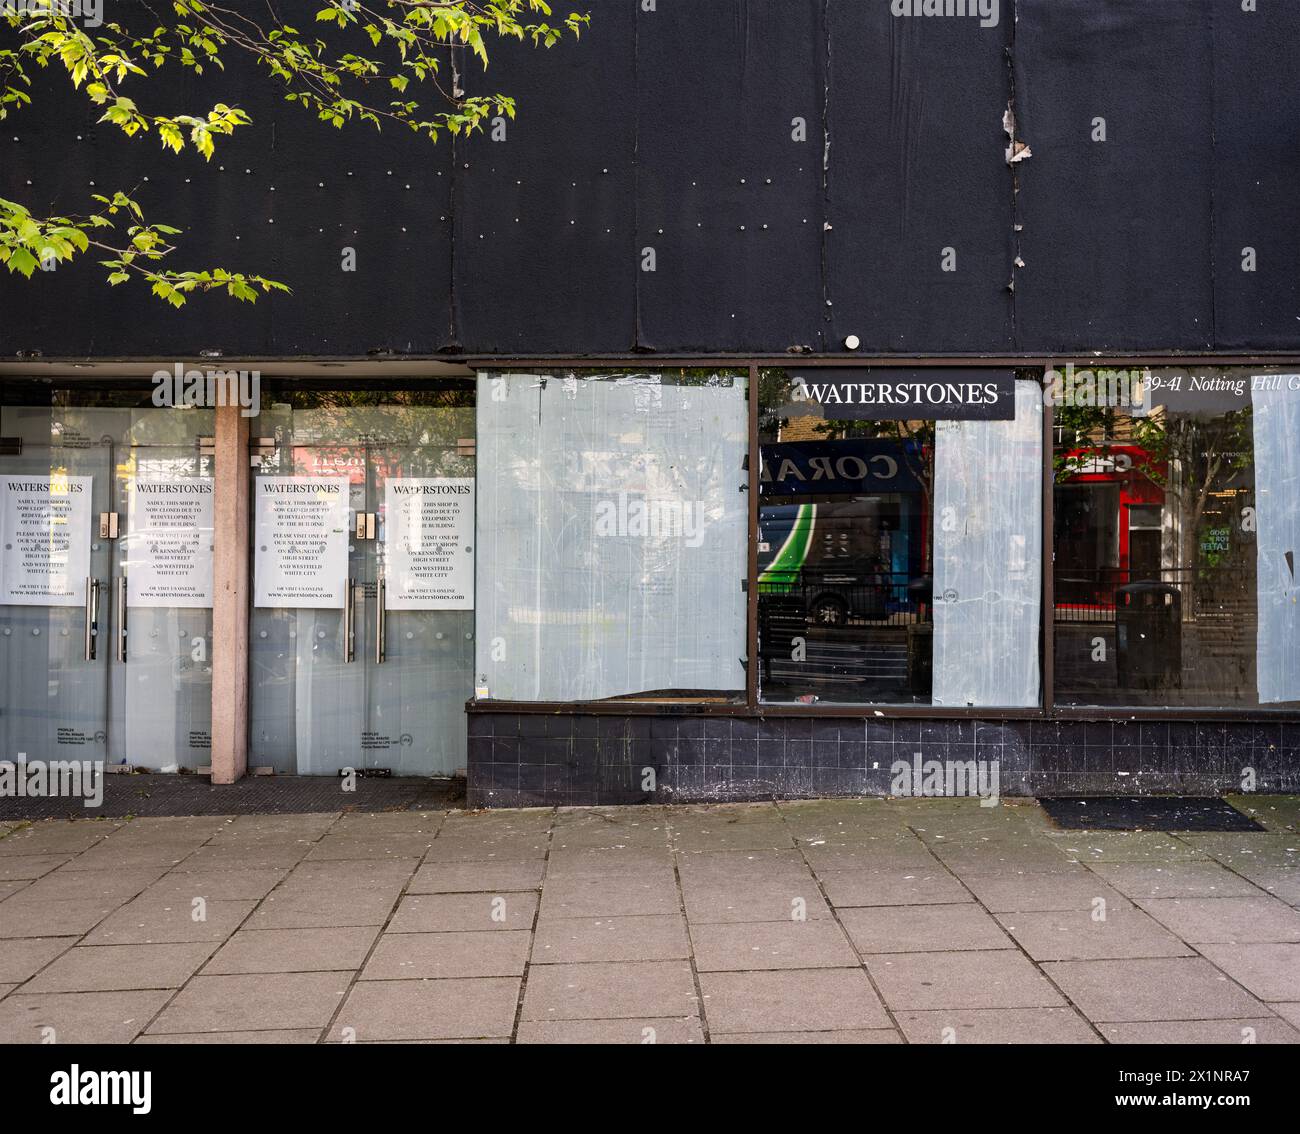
<box><xmin>3</xmin><ymin>1</ymin><xmax>1299</xmax><ymax>806</ymax></box>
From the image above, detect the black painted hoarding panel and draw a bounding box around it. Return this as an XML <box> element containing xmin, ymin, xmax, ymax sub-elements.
<box><xmin>634</xmin><ymin>0</ymin><xmax>827</xmax><ymax>354</ymax></box>
<box><xmin>824</xmin><ymin>2</ymin><xmax>1014</xmax><ymax>354</ymax></box>
<box><xmin>1013</xmin><ymin>0</ymin><xmax>1216</xmax><ymax>353</ymax></box>
<box><xmin>453</xmin><ymin>3</ymin><xmax>637</xmax><ymax>355</ymax></box>
<box><xmin>1210</xmin><ymin>0</ymin><xmax>1300</xmax><ymax>351</ymax></box>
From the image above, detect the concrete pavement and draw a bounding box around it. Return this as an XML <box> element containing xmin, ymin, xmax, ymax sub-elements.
<box><xmin>0</xmin><ymin>797</ymin><xmax>1298</xmax><ymax>1043</ymax></box>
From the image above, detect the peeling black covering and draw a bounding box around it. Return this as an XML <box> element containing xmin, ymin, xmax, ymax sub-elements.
<box><xmin>2</xmin><ymin>0</ymin><xmax>1298</xmax><ymax>359</ymax></box>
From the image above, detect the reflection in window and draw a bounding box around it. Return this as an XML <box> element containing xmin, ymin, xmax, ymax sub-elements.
<box><xmin>475</xmin><ymin>370</ymin><xmax>748</xmax><ymax>702</ymax></box>
<box><xmin>757</xmin><ymin>370</ymin><xmax>1042</xmax><ymax>707</ymax></box>
<box><xmin>1051</xmin><ymin>366</ymin><xmax>1300</xmax><ymax>708</ymax></box>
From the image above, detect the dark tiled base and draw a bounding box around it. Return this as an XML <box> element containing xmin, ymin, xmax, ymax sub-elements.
<box><xmin>466</xmin><ymin>713</ymin><xmax>1300</xmax><ymax>809</ymax></box>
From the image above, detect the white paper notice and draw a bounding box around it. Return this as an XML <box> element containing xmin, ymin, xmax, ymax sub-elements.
<box><xmin>254</xmin><ymin>477</ymin><xmax>350</xmax><ymax>608</ymax></box>
<box><xmin>384</xmin><ymin>478</ymin><xmax>474</xmax><ymax>610</ymax></box>
<box><xmin>126</xmin><ymin>478</ymin><xmax>214</xmax><ymax>608</ymax></box>
<box><xmin>0</xmin><ymin>474</ymin><xmax>93</xmax><ymax>607</ymax></box>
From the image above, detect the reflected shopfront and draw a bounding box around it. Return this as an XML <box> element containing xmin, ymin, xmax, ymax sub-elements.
<box><xmin>0</xmin><ymin>387</ymin><xmax>214</xmax><ymax>770</ymax></box>
<box><xmin>248</xmin><ymin>384</ymin><xmax>476</xmax><ymax>776</ymax></box>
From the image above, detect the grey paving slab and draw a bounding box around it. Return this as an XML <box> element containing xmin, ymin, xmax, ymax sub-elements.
<box><xmin>839</xmin><ymin>904</ymin><xmax>1014</xmax><ymax>954</ymax></box>
<box><xmin>0</xmin><ymin>823</ymin><xmax>118</xmax><ymax>856</ymax></box>
<box><xmin>181</xmin><ymin>844</ymin><xmax>317</xmax><ymax>870</ymax></box>
<box><xmin>1196</xmin><ymin>943</ymin><xmax>1300</xmax><ymax>1002</ymax></box>
<box><xmin>930</xmin><ymin>843</ymin><xmax>1086</xmax><ymax>877</ymax></box>
<box><xmin>711</xmin><ymin>1029</ymin><xmax>902</xmax><ymax>1044</ymax></box>
<box><xmin>1231</xmin><ymin>866</ymin><xmax>1300</xmax><ymax>906</ymax></box>
<box><xmin>387</xmin><ymin>891</ymin><xmax>538</xmax><ymax>933</ymax></box>
<box><xmin>0</xmin><ymin>937</ymin><xmax>76</xmax><ymax>984</ymax></box>
<box><xmin>0</xmin><ymin>898</ymin><xmax>119</xmax><ymax>939</ymax></box>
<box><xmin>864</xmin><ymin>950</ymin><xmax>1065</xmax><ymax>1011</ymax></box>
<box><xmin>1179</xmin><ymin>833</ymin><xmax>1300</xmax><ymax>869</ymax></box>
<box><xmin>1099</xmin><ymin>1018</ymin><xmax>1300</xmax><ymax>1044</ymax></box>
<box><xmin>19</xmin><ymin>868</ymin><xmax>164</xmax><ymax>903</ymax></box>
<box><xmin>244</xmin><ymin>884</ymin><xmax>403</xmax><ymax>931</ymax></box>
<box><xmin>816</xmin><ymin>867</ymin><xmax>971</xmax><ymax>908</ymax></box>
<box><xmin>682</xmin><ymin>882</ymin><xmax>833</xmax><ymax>924</ymax></box>
<box><xmin>0</xmin><ymin>855</ymin><xmax>74</xmax><ymax>881</ymax></box>
<box><xmin>533</xmin><ymin>915</ymin><xmax>689</xmax><ymax>964</ymax></box>
<box><xmin>204</xmin><ymin>927</ymin><xmax>380</xmax><ymax>974</ymax></box>
<box><xmin>361</xmin><ymin>930</ymin><xmax>531</xmax><ymax>979</ymax></box>
<box><xmin>540</xmin><ymin>875</ymin><xmax>680</xmax><ymax>919</ymax></box>
<box><xmin>0</xmin><ymin>880</ymin><xmax>29</xmax><ymax>900</ymax></box>
<box><xmin>895</xmin><ymin>1007</ymin><xmax>1101</xmax><ymax>1044</ymax></box>
<box><xmin>408</xmin><ymin>859</ymin><xmax>544</xmax><ymax>894</ymax></box>
<box><xmin>329</xmin><ymin>812</ymin><xmax>446</xmax><ymax>836</ymax></box>
<box><xmin>1044</xmin><ymin>832</ymin><xmax>1206</xmax><ymax>864</ymax></box>
<box><xmin>516</xmin><ymin>1017</ymin><xmax>704</xmax><ymax>1044</ymax></box>
<box><xmin>960</xmin><ymin>867</ymin><xmax>1134</xmax><ymax>914</ymax></box>
<box><xmin>421</xmin><ymin>838</ymin><xmax>549</xmax><ymax>863</ymax></box>
<box><xmin>135</xmin><ymin>1029</ymin><xmax>320</xmax><ymax>1044</ymax></box>
<box><xmin>304</xmin><ymin>835</ymin><xmax>438</xmax><ymax>862</ymax></box>
<box><xmin>140</xmin><ymin>868</ymin><xmax>290</xmax><ymax>902</ymax></box>
<box><xmin>1042</xmin><ymin>957</ymin><xmax>1272</xmax><ymax>1022</ymax></box>
<box><xmin>799</xmin><ymin>841</ymin><xmax>941</xmax><ymax>874</ymax></box>
<box><xmin>1137</xmin><ymin>896</ymin><xmax>1300</xmax><ymax>944</ymax></box>
<box><xmin>521</xmin><ymin>960</ymin><xmax>698</xmax><ymax>1021</ymax></box>
<box><xmin>149</xmin><ymin>972</ymin><xmax>352</xmax><ymax>1033</ymax></box>
<box><xmin>699</xmin><ymin>968</ymin><xmax>890</xmax><ymax>1033</ymax></box>
<box><xmin>0</xmin><ymin>990</ymin><xmax>170</xmax><ymax>1043</ymax></box>
<box><xmin>23</xmin><ymin>943</ymin><xmax>216</xmax><ymax>993</ymax></box>
<box><xmin>1086</xmin><ymin>860</ymin><xmax>1266</xmax><ymax>900</ymax></box>
<box><xmin>61</xmin><ymin>844</ymin><xmax>200</xmax><ymax>873</ymax></box>
<box><xmin>543</xmin><ymin>847</ymin><xmax>676</xmax><ymax>880</ymax></box>
<box><xmin>995</xmin><ymin>908</ymin><xmax>1193</xmax><ymax>961</ymax></box>
<box><xmin>1271</xmin><ymin>1002</ymin><xmax>1300</xmax><ymax>1028</ymax></box>
<box><xmin>550</xmin><ymin>811</ymin><xmax>671</xmax><ymax>850</ymax></box>
<box><xmin>332</xmin><ymin>977</ymin><xmax>521</xmax><ymax>1041</ymax></box>
<box><xmin>84</xmin><ymin>895</ymin><xmax>257</xmax><ymax>944</ymax></box>
<box><xmin>691</xmin><ymin>919</ymin><xmax>859</xmax><ymax>972</ymax></box>
<box><xmin>0</xmin><ymin>984</ymin><xmax>14</xmax><ymax>1000</ymax></box>
<box><xmin>675</xmin><ymin>849</ymin><xmax>814</xmax><ymax>887</ymax></box>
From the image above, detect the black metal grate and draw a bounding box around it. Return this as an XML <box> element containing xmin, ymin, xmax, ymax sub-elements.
<box><xmin>0</xmin><ymin>774</ymin><xmax>463</xmax><ymax>820</ymax></box>
<box><xmin>1038</xmin><ymin>795</ymin><xmax>1264</xmax><ymax>832</ymax></box>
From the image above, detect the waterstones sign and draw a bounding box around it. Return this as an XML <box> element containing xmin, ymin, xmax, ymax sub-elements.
<box><xmin>126</xmin><ymin>478</ymin><xmax>214</xmax><ymax>608</ymax></box>
<box><xmin>254</xmin><ymin>477</ymin><xmax>350</xmax><ymax>608</ymax></box>
<box><xmin>384</xmin><ymin>478</ymin><xmax>474</xmax><ymax>610</ymax></box>
<box><xmin>787</xmin><ymin>368</ymin><xmax>1016</xmax><ymax>420</ymax></box>
<box><xmin>0</xmin><ymin>475</ymin><xmax>92</xmax><ymax>606</ymax></box>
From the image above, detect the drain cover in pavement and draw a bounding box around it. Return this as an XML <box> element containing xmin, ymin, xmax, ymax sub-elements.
<box><xmin>1037</xmin><ymin>796</ymin><xmax>1264</xmax><ymax>832</ymax></box>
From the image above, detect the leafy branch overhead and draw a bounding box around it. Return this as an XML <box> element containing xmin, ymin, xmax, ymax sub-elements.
<box><xmin>1</xmin><ymin>1</ymin><xmax>588</xmax><ymax>303</ymax></box>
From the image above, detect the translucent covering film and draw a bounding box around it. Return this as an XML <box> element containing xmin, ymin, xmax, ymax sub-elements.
<box><xmin>475</xmin><ymin>371</ymin><xmax>747</xmax><ymax>701</ymax></box>
<box><xmin>931</xmin><ymin>382</ymin><xmax>1043</xmax><ymax>707</ymax></box>
<box><xmin>1253</xmin><ymin>381</ymin><xmax>1300</xmax><ymax>704</ymax></box>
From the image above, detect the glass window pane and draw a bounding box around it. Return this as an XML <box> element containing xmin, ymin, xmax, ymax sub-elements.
<box><xmin>1051</xmin><ymin>365</ymin><xmax>1300</xmax><ymax>709</ymax></box>
<box><xmin>475</xmin><ymin>370</ymin><xmax>748</xmax><ymax>703</ymax></box>
<box><xmin>757</xmin><ymin>369</ymin><xmax>1042</xmax><ymax>706</ymax></box>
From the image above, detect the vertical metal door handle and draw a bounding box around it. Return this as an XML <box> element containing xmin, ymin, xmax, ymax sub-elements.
<box><xmin>375</xmin><ymin>575</ymin><xmax>386</xmax><ymax>664</ymax></box>
<box><xmin>344</xmin><ymin>578</ymin><xmax>356</xmax><ymax>663</ymax></box>
<box><xmin>84</xmin><ymin>577</ymin><xmax>100</xmax><ymax>661</ymax></box>
<box><xmin>115</xmin><ymin>576</ymin><xmax>127</xmax><ymax>662</ymax></box>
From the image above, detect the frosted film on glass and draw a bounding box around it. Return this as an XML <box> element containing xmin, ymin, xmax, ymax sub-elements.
<box><xmin>475</xmin><ymin>373</ymin><xmax>747</xmax><ymax>701</ymax></box>
<box><xmin>931</xmin><ymin>381</ymin><xmax>1042</xmax><ymax>707</ymax></box>
<box><xmin>1252</xmin><ymin>381</ymin><xmax>1300</xmax><ymax>704</ymax></box>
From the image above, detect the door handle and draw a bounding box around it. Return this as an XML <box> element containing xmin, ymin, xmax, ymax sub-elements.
<box><xmin>375</xmin><ymin>574</ymin><xmax>386</xmax><ymax>664</ymax></box>
<box><xmin>115</xmin><ymin>576</ymin><xmax>127</xmax><ymax>662</ymax></box>
<box><xmin>344</xmin><ymin>578</ymin><xmax>356</xmax><ymax>663</ymax></box>
<box><xmin>84</xmin><ymin>577</ymin><xmax>101</xmax><ymax>661</ymax></box>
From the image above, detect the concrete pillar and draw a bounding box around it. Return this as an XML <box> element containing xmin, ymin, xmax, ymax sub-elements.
<box><xmin>210</xmin><ymin>404</ymin><xmax>250</xmax><ymax>784</ymax></box>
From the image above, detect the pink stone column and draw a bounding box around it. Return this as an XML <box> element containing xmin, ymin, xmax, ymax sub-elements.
<box><xmin>210</xmin><ymin>404</ymin><xmax>250</xmax><ymax>784</ymax></box>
